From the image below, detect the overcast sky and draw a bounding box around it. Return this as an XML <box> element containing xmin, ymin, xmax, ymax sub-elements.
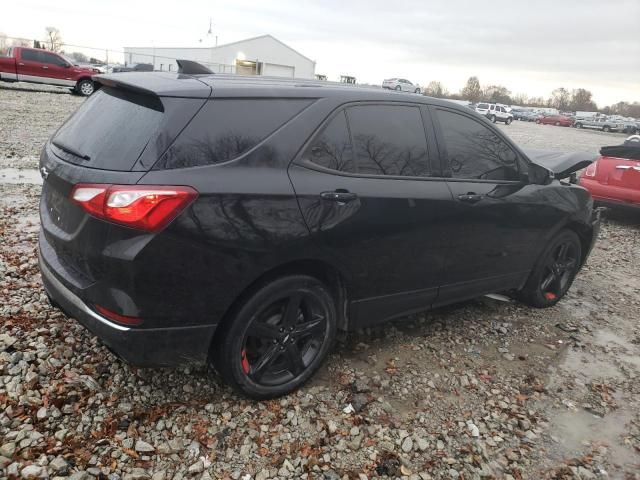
<box><xmin>5</xmin><ymin>0</ymin><xmax>639</xmax><ymax>106</ymax></box>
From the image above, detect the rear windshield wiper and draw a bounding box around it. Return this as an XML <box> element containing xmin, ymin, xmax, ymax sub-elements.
<box><xmin>52</xmin><ymin>140</ymin><xmax>91</xmax><ymax>161</ymax></box>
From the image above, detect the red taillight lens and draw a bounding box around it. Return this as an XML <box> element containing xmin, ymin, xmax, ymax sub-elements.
<box><xmin>71</xmin><ymin>184</ymin><xmax>198</xmax><ymax>232</ymax></box>
<box><xmin>94</xmin><ymin>305</ymin><xmax>143</xmax><ymax>326</ymax></box>
<box><xmin>583</xmin><ymin>160</ymin><xmax>598</xmax><ymax>178</ymax></box>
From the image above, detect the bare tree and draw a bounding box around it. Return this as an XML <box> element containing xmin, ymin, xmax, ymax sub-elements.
<box><xmin>45</xmin><ymin>27</ymin><xmax>63</xmax><ymax>52</ymax></box>
<box><xmin>70</xmin><ymin>51</ymin><xmax>89</xmax><ymax>63</ymax></box>
<box><xmin>0</xmin><ymin>32</ymin><xmax>8</xmax><ymax>53</ymax></box>
<box><xmin>550</xmin><ymin>87</ymin><xmax>571</xmax><ymax>111</ymax></box>
<box><xmin>461</xmin><ymin>76</ymin><xmax>482</xmax><ymax>103</ymax></box>
<box><xmin>425</xmin><ymin>81</ymin><xmax>448</xmax><ymax>98</ymax></box>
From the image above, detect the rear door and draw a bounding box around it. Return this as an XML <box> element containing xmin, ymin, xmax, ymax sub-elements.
<box><xmin>16</xmin><ymin>48</ymin><xmax>45</xmax><ymax>82</ymax></box>
<box><xmin>429</xmin><ymin>105</ymin><xmax>548</xmax><ymax>303</ymax></box>
<box><xmin>289</xmin><ymin>102</ymin><xmax>453</xmax><ymax>327</ymax></box>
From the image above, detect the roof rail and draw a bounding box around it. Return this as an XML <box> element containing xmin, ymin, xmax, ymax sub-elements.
<box><xmin>176</xmin><ymin>59</ymin><xmax>214</xmax><ymax>75</ymax></box>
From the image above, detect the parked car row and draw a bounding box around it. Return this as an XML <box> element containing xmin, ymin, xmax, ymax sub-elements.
<box><xmin>382</xmin><ymin>78</ymin><xmax>421</xmax><ymax>94</ymax></box>
<box><xmin>474</xmin><ymin>103</ymin><xmax>513</xmax><ymax>124</ymax></box>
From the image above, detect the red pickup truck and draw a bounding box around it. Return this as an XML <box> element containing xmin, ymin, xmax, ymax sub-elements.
<box><xmin>0</xmin><ymin>46</ymin><xmax>98</xmax><ymax>96</ymax></box>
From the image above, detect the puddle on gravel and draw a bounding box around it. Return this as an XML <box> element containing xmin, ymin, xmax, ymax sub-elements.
<box><xmin>561</xmin><ymin>348</ymin><xmax>623</xmax><ymax>381</ymax></box>
<box><xmin>552</xmin><ymin>407</ymin><xmax>638</xmax><ymax>469</ymax></box>
<box><xmin>0</xmin><ymin>168</ymin><xmax>42</xmax><ymax>185</ymax></box>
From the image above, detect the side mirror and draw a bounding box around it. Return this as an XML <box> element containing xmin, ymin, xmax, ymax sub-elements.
<box><xmin>528</xmin><ymin>163</ymin><xmax>554</xmax><ymax>185</ymax></box>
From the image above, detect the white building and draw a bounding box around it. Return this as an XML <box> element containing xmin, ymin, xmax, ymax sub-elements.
<box><xmin>123</xmin><ymin>35</ymin><xmax>316</xmax><ymax>79</ymax></box>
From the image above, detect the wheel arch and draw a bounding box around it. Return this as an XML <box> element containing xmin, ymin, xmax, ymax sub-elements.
<box><xmin>209</xmin><ymin>258</ymin><xmax>351</xmax><ymax>358</ymax></box>
<box><xmin>565</xmin><ymin>220</ymin><xmax>594</xmax><ymax>266</ymax></box>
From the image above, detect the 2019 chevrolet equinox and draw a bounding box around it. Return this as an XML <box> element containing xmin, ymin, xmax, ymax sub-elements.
<box><xmin>39</xmin><ymin>71</ymin><xmax>600</xmax><ymax>399</ymax></box>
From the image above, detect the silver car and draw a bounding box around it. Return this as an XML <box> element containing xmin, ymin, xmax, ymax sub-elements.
<box><xmin>382</xmin><ymin>78</ymin><xmax>421</xmax><ymax>94</ymax></box>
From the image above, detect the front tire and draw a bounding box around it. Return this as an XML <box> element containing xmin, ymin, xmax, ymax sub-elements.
<box><xmin>76</xmin><ymin>79</ymin><xmax>95</xmax><ymax>96</ymax></box>
<box><xmin>554</xmin><ymin>122</ymin><xmax>560</xmax><ymax>126</ymax></box>
<box><xmin>414</xmin><ymin>88</ymin><xmax>421</xmax><ymax>94</ymax></box>
<box><xmin>211</xmin><ymin>275</ymin><xmax>337</xmax><ymax>399</ymax></box>
<box><xmin>517</xmin><ymin>230</ymin><xmax>582</xmax><ymax>308</ymax></box>
<box><xmin>395</xmin><ymin>85</ymin><xmax>401</xmax><ymax>91</ymax></box>
<box><xmin>576</xmin><ymin>123</ymin><xmax>583</xmax><ymax>129</ymax></box>
<box><xmin>603</xmin><ymin>125</ymin><xmax>611</xmax><ymax>132</ymax></box>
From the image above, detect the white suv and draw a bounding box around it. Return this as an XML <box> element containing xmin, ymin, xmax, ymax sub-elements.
<box><xmin>475</xmin><ymin>103</ymin><xmax>513</xmax><ymax>125</ymax></box>
<box><xmin>382</xmin><ymin>78</ymin><xmax>421</xmax><ymax>94</ymax></box>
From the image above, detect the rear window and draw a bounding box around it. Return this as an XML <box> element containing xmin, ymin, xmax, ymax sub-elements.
<box><xmin>52</xmin><ymin>87</ymin><xmax>164</xmax><ymax>170</ymax></box>
<box><xmin>155</xmin><ymin>98</ymin><xmax>312</xmax><ymax>169</ymax></box>
<box><xmin>477</xmin><ymin>103</ymin><xmax>489</xmax><ymax>109</ymax></box>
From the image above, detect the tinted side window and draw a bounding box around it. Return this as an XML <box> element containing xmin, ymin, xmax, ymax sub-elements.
<box><xmin>305</xmin><ymin>111</ymin><xmax>355</xmax><ymax>173</ymax></box>
<box><xmin>21</xmin><ymin>49</ymin><xmax>39</xmax><ymax>62</ymax></box>
<box><xmin>156</xmin><ymin>99</ymin><xmax>312</xmax><ymax>169</ymax></box>
<box><xmin>436</xmin><ymin>109</ymin><xmax>519</xmax><ymax>181</ymax></box>
<box><xmin>41</xmin><ymin>51</ymin><xmax>66</xmax><ymax>66</ymax></box>
<box><xmin>347</xmin><ymin>105</ymin><xmax>431</xmax><ymax>177</ymax></box>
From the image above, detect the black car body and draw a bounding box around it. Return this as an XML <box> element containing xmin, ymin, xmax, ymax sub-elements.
<box><xmin>39</xmin><ymin>72</ymin><xmax>600</xmax><ymax>398</ymax></box>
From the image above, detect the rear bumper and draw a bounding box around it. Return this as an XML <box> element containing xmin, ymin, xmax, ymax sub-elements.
<box><xmin>39</xmin><ymin>249</ymin><xmax>216</xmax><ymax>367</ymax></box>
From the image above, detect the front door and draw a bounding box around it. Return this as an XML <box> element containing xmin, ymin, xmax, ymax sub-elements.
<box><xmin>289</xmin><ymin>103</ymin><xmax>452</xmax><ymax>327</ymax></box>
<box><xmin>429</xmin><ymin>105</ymin><xmax>552</xmax><ymax>304</ymax></box>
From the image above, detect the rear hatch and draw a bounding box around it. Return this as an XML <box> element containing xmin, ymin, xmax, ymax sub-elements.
<box><xmin>40</xmin><ymin>77</ymin><xmax>210</xmax><ymax>293</ymax></box>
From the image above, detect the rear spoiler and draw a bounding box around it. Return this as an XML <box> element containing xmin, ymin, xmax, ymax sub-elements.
<box><xmin>176</xmin><ymin>59</ymin><xmax>213</xmax><ymax>75</ymax></box>
<box><xmin>93</xmin><ymin>72</ymin><xmax>212</xmax><ymax>98</ymax></box>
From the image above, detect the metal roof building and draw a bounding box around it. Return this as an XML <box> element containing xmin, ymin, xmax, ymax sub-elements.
<box><xmin>123</xmin><ymin>34</ymin><xmax>316</xmax><ymax>79</ymax></box>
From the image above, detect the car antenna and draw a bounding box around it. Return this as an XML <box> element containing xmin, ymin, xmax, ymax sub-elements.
<box><xmin>176</xmin><ymin>59</ymin><xmax>214</xmax><ymax>75</ymax></box>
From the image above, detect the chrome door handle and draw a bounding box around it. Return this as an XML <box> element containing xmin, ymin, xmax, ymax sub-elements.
<box><xmin>18</xmin><ymin>62</ymin><xmax>25</xmax><ymax>66</ymax></box>
<box><xmin>320</xmin><ymin>190</ymin><xmax>358</xmax><ymax>203</ymax></box>
<box><xmin>42</xmin><ymin>66</ymin><xmax>49</xmax><ymax>69</ymax></box>
<box><xmin>457</xmin><ymin>193</ymin><xmax>484</xmax><ymax>204</ymax></box>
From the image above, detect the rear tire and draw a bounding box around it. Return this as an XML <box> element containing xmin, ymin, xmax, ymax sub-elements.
<box><xmin>414</xmin><ymin>88</ymin><xmax>421</xmax><ymax>94</ymax></box>
<box><xmin>576</xmin><ymin>123</ymin><xmax>583</xmax><ymax>129</ymax></box>
<box><xmin>517</xmin><ymin>230</ymin><xmax>582</xmax><ymax>308</ymax></box>
<box><xmin>490</xmin><ymin>115</ymin><xmax>497</xmax><ymax>123</ymax></box>
<box><xmin>395</xmin><ymin>85</ymin><xmax>401</xmax><ymax>91</ymax></box>
<box><xmin>76</xmin><ymin>79</ymin><xmax>95</xmax><ymax>96</ymax></box>
<box><xmin>211</xmin><ymin>275</ymin><xmax>337</xmax><ymax>399</ymax></box>
<box><xmin>554</xmin><ymin>122</ymin><xmax>560</xmax><ymax>126</ymax></box>
<box><xmin>603</xmin><ymin>125</ymin><xmax>610</xmax><ymax>132</ymax></box>
<box><xmin>505</xmin><ymin>117</ymin><xmax>512</xmax><ymax>125</ymax></box>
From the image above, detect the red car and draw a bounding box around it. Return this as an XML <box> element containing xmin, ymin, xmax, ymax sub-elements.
<box><xmin>580</xmin><ymin>136</ymin><xmax>640</xmax><ymax>210</ymax></box>
<box><xmin>0</xmin><ymin>46</ymin><xmax>98</xmax><ymax>95</ymax></box>
<box><xmin>536</xmin><ymin>115</ymin><xmax>573</xmax><ymax>127</ymax></box>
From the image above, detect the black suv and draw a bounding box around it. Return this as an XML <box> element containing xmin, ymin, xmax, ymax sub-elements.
<box><xmin>39</xmin><ymin>72</ymin><xmax>600</xmax><ymax>399</ymax></box>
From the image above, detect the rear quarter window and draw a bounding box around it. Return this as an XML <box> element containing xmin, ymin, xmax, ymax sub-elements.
<box><xmin>155</xmin><ymin>98</ymin><xmax>313</xmax><ymax>169</ymax></box>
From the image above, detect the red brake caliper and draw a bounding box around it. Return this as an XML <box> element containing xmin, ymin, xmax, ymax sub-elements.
<box><xmin>544</xmin><ymin>292</ymin><xmax>557</xmax><ymax>300</ymax></box>
<box><xmin>240</xmin><ymin>348</ymin><xmax>250</xmax><ymax>374</ymax></box>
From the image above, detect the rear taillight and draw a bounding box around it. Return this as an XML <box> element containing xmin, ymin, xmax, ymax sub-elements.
<box><xmin>583</xmin><ymin>160</ymin><xmax>598</xmax><ymax>178</ymax></box>
<box><xmin>71</xmin><ymin>184</ymin><xmax>198</xmax><ymax>232</ymax></box>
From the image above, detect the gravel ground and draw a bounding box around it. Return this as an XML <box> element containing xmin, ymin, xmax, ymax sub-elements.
<box><xmin>1</xmin><ymin>82</ymin><xmax>639</xmax><ymax>479</ymax></box>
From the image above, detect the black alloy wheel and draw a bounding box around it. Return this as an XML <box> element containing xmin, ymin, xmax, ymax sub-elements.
<box><xmin>212</xmin><ymin>275</ymin><xmax>336</xmax><ymax>399</ymax></box>
<box><xmin>517</xmin><ymin>230</ymin><xmax>582</xmax><ymax>308</ymax></box>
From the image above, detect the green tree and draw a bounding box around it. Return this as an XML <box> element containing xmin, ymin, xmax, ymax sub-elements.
<box><xmin>461</xmin><ymin>76</ymin><xmax>482</xmax><ymax>103</ymax></box>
